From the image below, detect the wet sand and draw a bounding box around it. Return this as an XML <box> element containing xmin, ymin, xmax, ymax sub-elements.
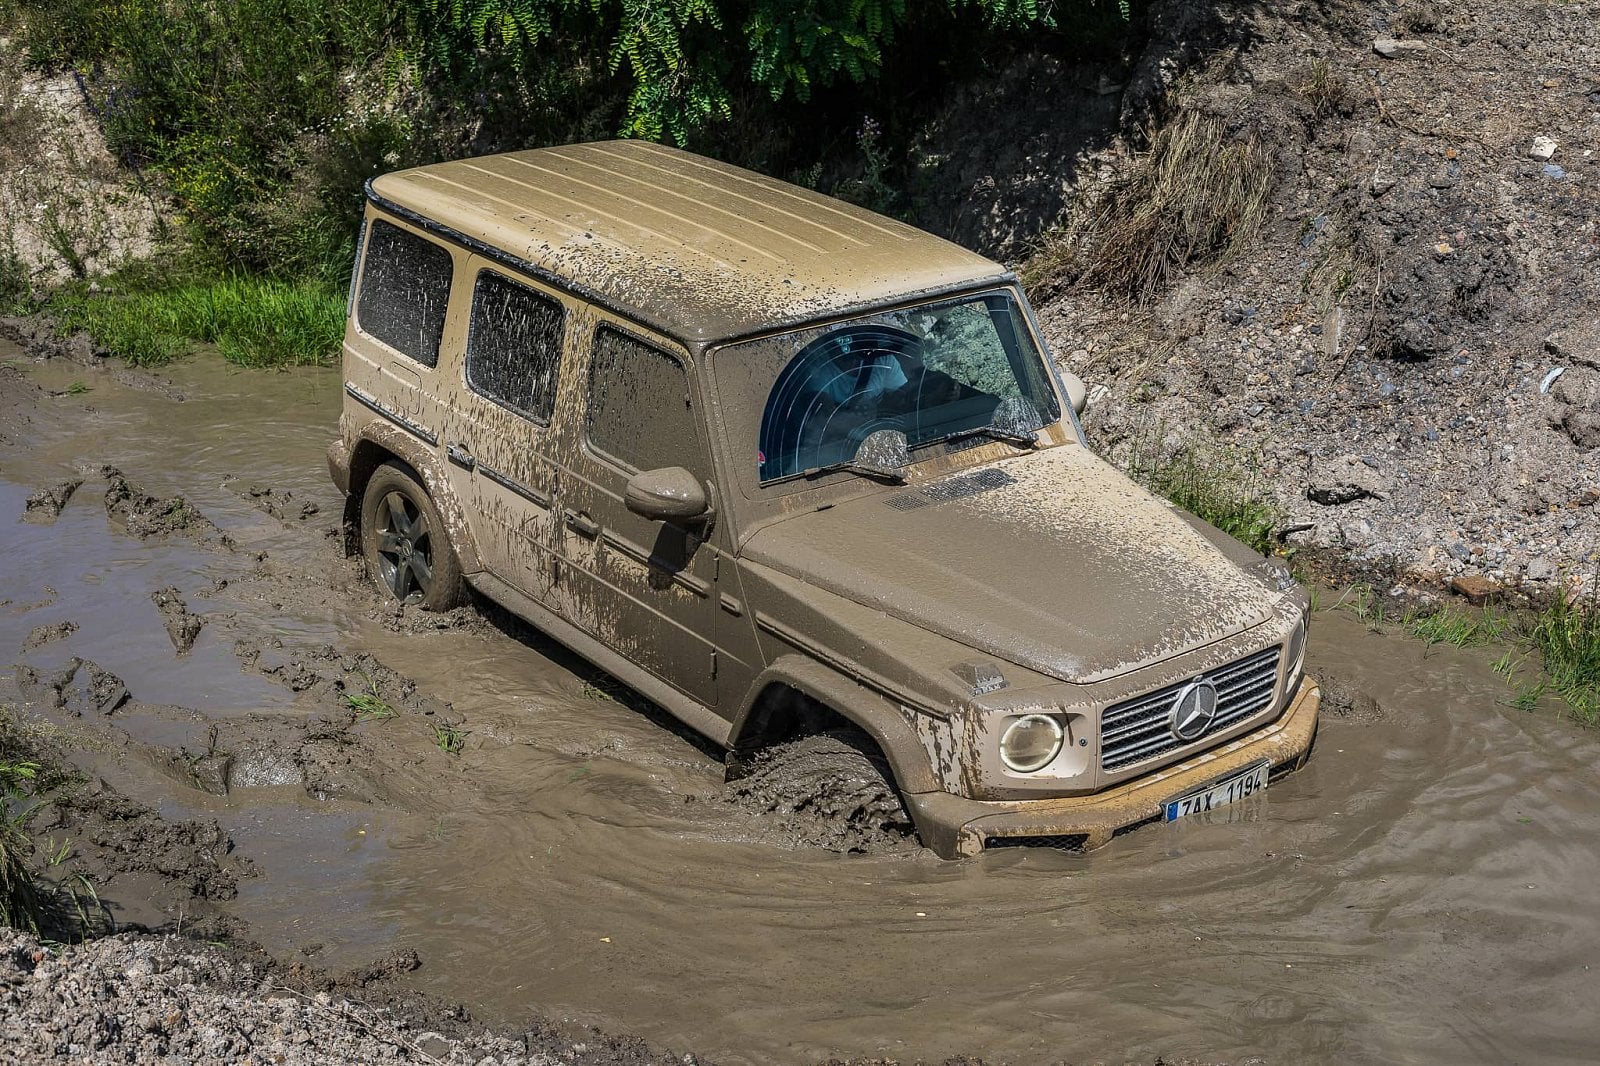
<box><xmin>3</xmin><ymin>341</ymin><xmax>1598</xmax><ymax>1064</ymax></box>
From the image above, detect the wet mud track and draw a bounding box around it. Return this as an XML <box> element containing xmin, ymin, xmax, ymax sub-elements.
<box><xmin>3</xmin><ymin>340</ymin><xmax>1600</xmax><ymax>1064</ymax></box>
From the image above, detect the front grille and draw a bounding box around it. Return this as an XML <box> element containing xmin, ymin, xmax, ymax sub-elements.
<box><xmin>984</xmin><ymin>834</ymin><xmax>1088</xmax><ymax>853</ymax></box>
<box><xmin>1099</xmin><ymin>646</ymin><xmax>1282</xmax><ymax>772</ymax></box>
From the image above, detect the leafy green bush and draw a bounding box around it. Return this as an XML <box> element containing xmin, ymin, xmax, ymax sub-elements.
<box><xmin>18</xmin><ymin>0</ymin><xmax>400</xmax><ymax>280</ymax></box>
<box><xmin>405</xmin><ymin>0</ymin><xmax>1058</xmax><ymax>144</ymax></box>
<box><xmin>57</xmin><ymin>276</ymin><xmax>345</xmax><ymax>367</ymax></box>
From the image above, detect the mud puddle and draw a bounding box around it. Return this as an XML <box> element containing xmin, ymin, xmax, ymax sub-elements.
<box><xmin>4</xmin><ymin>339</ymin><xmax>1600</xmax><ymax>1064</ymax></box>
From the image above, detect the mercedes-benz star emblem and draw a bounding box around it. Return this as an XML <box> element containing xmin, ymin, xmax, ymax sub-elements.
<box><xmin>1169</xmin><ymin>680</ymin><xmax>1220</xmax><ymax>741</ymax></box>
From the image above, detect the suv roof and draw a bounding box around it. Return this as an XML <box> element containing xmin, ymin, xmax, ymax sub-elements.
<box><xmin>367</xmin><ymin>140</ymin><xmax>1009</xmax><ymax>346</ymax></box>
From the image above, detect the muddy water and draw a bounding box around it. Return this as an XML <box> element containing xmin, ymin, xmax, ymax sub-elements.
<box><xmin>5</xmin><ymin>344</ymin><xmax>1600</xmax><ymax>1064</ymax></box>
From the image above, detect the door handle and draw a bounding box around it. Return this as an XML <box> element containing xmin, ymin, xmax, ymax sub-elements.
<box><xmin>446</xmin><ymin>442</ymin><xmax>475</xmax><ymax>470</ymax></box>
<box><xmin>564</xmin><ymin>509</ymin><xmax>599</xmax><ymax>538</ymax></box>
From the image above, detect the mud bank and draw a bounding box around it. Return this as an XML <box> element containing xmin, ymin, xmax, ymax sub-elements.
<box><xmin>5</xmin><ymin>336</ymin><xmax>1600</xmax><ymax>1065</ymax></box>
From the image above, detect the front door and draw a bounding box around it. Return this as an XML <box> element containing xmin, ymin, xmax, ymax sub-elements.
<box><xmin>552</xmin><ymin>317</ymin><xmax>758</xmax><ymax>712</ymax></box>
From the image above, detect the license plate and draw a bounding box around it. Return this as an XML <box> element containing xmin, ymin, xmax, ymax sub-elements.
<box><xmin>1164</xmin><ymin>760</ymin><xmax>1269</xmax><ymax>822</ymax></box>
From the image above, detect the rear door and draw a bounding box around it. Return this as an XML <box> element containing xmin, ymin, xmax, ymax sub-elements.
<box><xmin>345</xmin><ymin>214</ymin><xmax>458</xmax><ymax>452</ymax></box>
<box><xmin>437</xmin><ymin>260</ymin><xmax>568</xmax><ymax>605</ymax></box>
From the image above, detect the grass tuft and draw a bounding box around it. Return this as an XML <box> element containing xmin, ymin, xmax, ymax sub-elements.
<box><xmin>431</xmin><ymin>722</ymin><xmax>467</xmax><ymax>756</ymax></box>
<box><xmin>1524</xmin><ymin>594</ymin><xmax>1600</xmax><ymax>722</ymax></box>
<box><xmin>1406</xmin><ymin>603</ymin><xmax>1511</xmax><ymax>649</ymax></box>
<box><xmin>1026</xmin><ymin>104</ymin><xmax>1272</xmax><ymax>302</ymax></box>
<box><xmin>54</xmin><ymin>275</ymin><xmax>345</xmax><ymax>368</ymax></box>
<box><xmin>1125</xmin><ymin>432</ymin><xmax>1283</xmax><ymax>555</ymax></box>
<box><xmin>342</xmin><ymin>674</ymin><xmax>397</xmax><ymax>722</ymax></box>
<box><xmin>1</xmin><ymin>758</ymin><xmax>44</xmax><ymax>932</ymax></box>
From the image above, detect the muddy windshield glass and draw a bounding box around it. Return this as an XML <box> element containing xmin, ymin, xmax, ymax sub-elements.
<box><xmin>725</xmin><ymin>291</ymin><xmax>1059</xmax><ymax>484</ymax></box>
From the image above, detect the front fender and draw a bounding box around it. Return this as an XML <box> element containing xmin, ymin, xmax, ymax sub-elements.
<box><xmin>730</xmin><ymin>655</ymin><xmax>942</xmax><ymax>795</ymax></box>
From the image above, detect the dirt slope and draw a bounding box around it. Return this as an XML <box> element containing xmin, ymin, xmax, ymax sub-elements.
<box><xmin>1030</xmin><ymin>0</ymin><xmax>1599</xmax><ymax>602</ymax></box>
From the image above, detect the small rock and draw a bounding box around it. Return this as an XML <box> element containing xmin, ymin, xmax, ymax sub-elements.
<box><xmin>1449</xmin><ymin>574</ymin><xmax>1502</xmax><ymax>605</ymax></box>
<box><xmin>1528</xmin><ymin>136</ymin><xmax>1558</xmax><ymax>161</ymax></box>
<box><xmin>1308</xmin><ymin>454</ymin><xmax>1389</xmax><ymax>505</ymax></box>
<box><xmin>1373</xmin><ymin>37</ymin><xmax>1428</xmax><ymax>57</ymax></box>
<box><xmin>1542</xmin><ymin>163</ymin><xmax>1566</xmax><ymax>179</ymax></box>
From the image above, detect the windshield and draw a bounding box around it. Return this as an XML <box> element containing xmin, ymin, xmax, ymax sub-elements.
<box><xmin>724</xmin><ymin>290</ymin><xmax>1060</xmax><ymax>484</ymax></box>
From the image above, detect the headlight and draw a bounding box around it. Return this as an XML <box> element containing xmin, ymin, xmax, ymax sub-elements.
<box><xmin>1286</xmin><ymin>619</ymin><xmax>1307</xmax><ymax>688</ymax></box>
<box><xmin>999</xmin><ymin>714</ymin><xmax>1064</xmax><ymax>773</ymax></box>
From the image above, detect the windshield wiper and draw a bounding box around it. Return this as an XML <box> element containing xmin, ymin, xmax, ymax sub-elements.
<box><xmin>800</xmin><ymin>459</ymin><xmax>907</xmax><ymax>484</ymax></box>
<box><xmin>921</xmin><ymin>423</ymin><xmax>1039</xmax><ymax>449</ymax></box>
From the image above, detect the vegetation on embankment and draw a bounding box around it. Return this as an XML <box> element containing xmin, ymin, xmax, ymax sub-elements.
<box><xmin>52</xmin><ymin>272</ymin><xmax>344</xmax><ymax>368</ymax></box>
<box><xmin>1330</xmin><ymin>583</ymin><xmax>1600</xmax><ymax>725</ymax></box>
<box><xmin>2</xmin><ymin>0</ymin><xmax>1138</xmax><ymax>366</ymax></box>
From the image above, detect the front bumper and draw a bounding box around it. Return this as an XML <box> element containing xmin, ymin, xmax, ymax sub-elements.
<box><xmin>906</xmin><ymin>678</ymin><xmax>1321</xmax><ymax>858</ymax></box>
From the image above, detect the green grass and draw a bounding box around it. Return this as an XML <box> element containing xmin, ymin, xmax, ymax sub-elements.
<box><xmin>342</xmin><ymin>674</ymin><xmax>397</xmax><ymax>722</ymax></box>
<box><xmin>1396</xmin><ymin>595</ymin><xmax>1600</xmax><ymax>723</ymax></box>
<box><xmin>1407</xmin><ymin>603</ymin><xmax>1512</xmax><ymax>650</ymax></box>
<box><xmin>1126</xmin><ymin>436</ymin><xmax>1283</xmax><ymax>555</ymax></box>
<box><xmin>54</xmin><ymin>274</ymin><xmax>344</xmax><ymax>368</ymax></box>
<box><xmin>1</xmin><ymin>758</ymin><xmax>44</xmax><ymax>932</ymax></box>
<box><xmin>431</xmin><ymin>722</ymin><xmax>468</xmax><ymax>756</ymax></box>
<box><xmin>1522</xmin><ymin>595</ymin><xmax>1600</xmax><ymax>722</ymax></box>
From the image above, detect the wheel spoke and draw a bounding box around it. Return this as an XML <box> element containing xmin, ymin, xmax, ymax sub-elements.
<box><xmin>408</xmin><ymin>553</ymin><xmax>433</xmax><ymax>591</ymax></box>
<box><xmin>377</xmin><ymin>530</ymin><xmax>403</xmax><ymax>554</ymax></box>
<box><xmin>385</xmin><ymin>494</ymin><xmax>412</xmax><ymax>539</ymax></box>
<box><xmin>392</xmin><ymin>555</ymin><xmax>414</xmax><ymax>600</ymax></box>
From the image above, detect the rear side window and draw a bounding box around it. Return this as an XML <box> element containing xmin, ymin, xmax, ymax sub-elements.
<box><xmin>356</xmin><ymin>219</ymin><xmax>453</xmax><ymax>368</ymax></box>
<box><xmin>466</xmin><ymin>271</ymin><xmax>566</xmax><ymax>424</ymax></box>
<box><xmin>587</xmin><ymin>327</ymin><xmax>700</xmax><ymax>474</ymax></box>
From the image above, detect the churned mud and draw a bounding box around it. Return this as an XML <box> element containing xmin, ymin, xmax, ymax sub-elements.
<box><xmin>5</xmin><ymin>336</ymin><xmax>1600</xmax><ymax>1064</ymax></box>
<box><xmin>724</xmin><ymin>730</ymin><xmax>918</xmax><ymax>855</ymax></box>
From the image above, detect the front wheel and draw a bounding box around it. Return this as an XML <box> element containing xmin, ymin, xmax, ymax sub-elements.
<box><xmin>359</xmin><ymin>462</ymin><xmax>466</xmax><ymax>611</ymax></box>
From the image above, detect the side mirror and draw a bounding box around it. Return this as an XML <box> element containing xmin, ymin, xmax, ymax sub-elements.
<box><xmin>625</xmin><ymin>466</ymin><xmax>710</xmax><ymax>523</ymax></box>
<box><xmin>1061</xmin><ymin>371</ymin><xmax>1089</xmax><ymax>416</ymax></box>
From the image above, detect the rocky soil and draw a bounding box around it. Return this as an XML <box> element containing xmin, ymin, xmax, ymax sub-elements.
<box><xmin>1031</xmin><ymin>0</ymin><xmax>1600</xmax><ymax>604</ymax></box>
<box><xmin>0</xmin><ymin>929</ymin><xmax>701</xmax><ymax>1066</ymax></box>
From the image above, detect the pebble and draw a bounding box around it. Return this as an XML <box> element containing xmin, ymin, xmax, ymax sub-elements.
<box><xmin>1528</xmin><ymin>135</ymin><xmax>1558</xmax><ymax>160</ymax></box>
<box><xmin>1373</xmin><ymin>37</ymin><xmax>1429</xmax><ymax>58</ymax></box>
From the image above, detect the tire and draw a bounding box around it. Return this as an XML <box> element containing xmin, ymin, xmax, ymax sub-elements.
<box><xmin>727</xmin><ymin>728</ymin><xmax>916</xmax><ymax>853</ymax></box>
<box><xmin>359</xmin><ymin>462</ymin><xmax>466</xmax><ymax>610</ymax></box>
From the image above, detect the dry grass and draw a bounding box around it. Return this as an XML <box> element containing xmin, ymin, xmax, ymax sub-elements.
<box><xmin>1026</xmin><ymin>104</ymin><xmax>1273</xmax><ymax>303</ymax></box>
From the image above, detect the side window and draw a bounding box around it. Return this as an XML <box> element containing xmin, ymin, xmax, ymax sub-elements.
<box><xmin>355</xmin><ymin>219</ymin><xmax>453</xmax><ymax>368</ymax></box>
<box><xmin>587</xmin><ymin>327</ymin><xmax>700</xmax><ymax>474</ymax></box>
<box><xmin>466</xmin><ymin>270</ymin><xmax>566</xmax><ymax>424</ymax></box>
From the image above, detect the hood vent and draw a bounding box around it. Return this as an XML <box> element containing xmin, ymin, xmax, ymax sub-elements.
<box><xmin>884</xmin><ymin>468</ymin><xmax>1015</xmax><ymax>511</ymax></box>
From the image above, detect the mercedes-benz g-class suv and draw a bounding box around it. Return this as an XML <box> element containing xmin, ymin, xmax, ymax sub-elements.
<box><xmin>328</xmin><ymin>140</ymin><xmax>1320</xmax><ymax>858</ymax></box>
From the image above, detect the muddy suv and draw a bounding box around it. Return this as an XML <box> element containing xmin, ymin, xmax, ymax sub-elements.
<box><xmin>328</xmin><ymin>140</ymin><xmax>1320</xmax><ymax>857</ymax></box>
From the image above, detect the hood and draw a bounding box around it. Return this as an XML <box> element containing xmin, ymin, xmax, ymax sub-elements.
<box><xmin>741</xmin><ymin>446</ymin><xmax>1284</xmax><ymax>685</ymax></box>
